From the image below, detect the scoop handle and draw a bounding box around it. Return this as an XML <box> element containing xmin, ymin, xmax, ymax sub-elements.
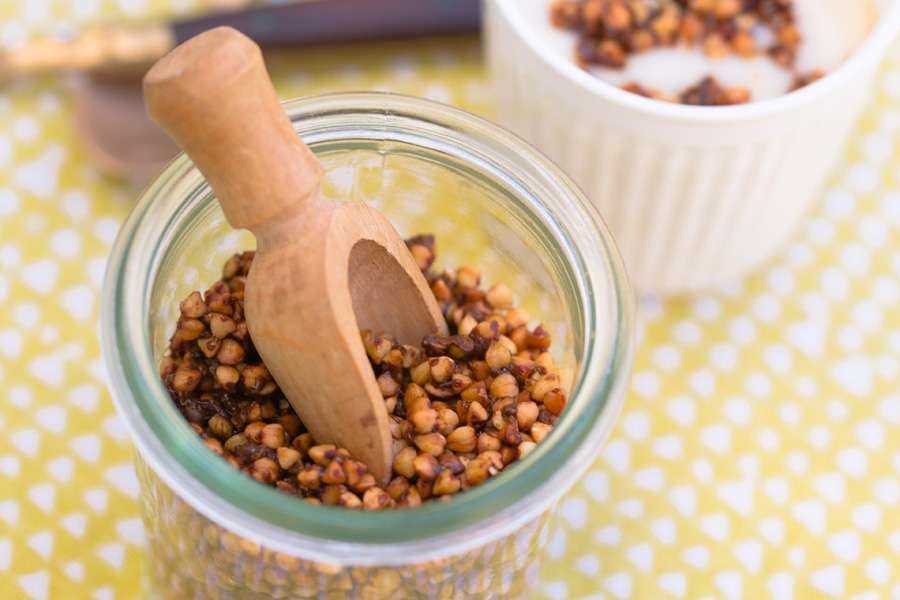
<box><xmin>143</xmin><ymin>26</ymin><xmax>321</xmax><ymax>232</ymax></box>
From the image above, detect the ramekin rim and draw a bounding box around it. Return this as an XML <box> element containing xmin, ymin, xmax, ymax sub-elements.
<box><xmin>492</xmin><ymin>0</ymin><xmax>900</xmax><ymax>123</ymax></box>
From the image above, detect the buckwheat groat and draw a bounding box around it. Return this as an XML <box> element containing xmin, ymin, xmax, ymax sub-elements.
<box><xmin>161</xmin><ymin>235</ymin><xmax>567</xmax><ymax>509</ymax></box>
<box><xmin>550</xmin><ymin>0</ymin><xmax>828</xmax><ymax>105</ymax></box>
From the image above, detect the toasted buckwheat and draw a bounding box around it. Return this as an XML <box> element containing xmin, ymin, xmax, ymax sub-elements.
<box><xmin>551</xmin><ymin>0</ymin><xmax>819</xmax><ymax>105</ymax></box>
<box><xmin>162</xmin><ymin>235</ymin><xmax>566</xmax><ymax>509</ymax></box>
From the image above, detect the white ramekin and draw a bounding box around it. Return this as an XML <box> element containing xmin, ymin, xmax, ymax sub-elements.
<box><xmin>485</xmin><ymin>0</ymin><xmax>900</xmax><ymax>294</ymax></box>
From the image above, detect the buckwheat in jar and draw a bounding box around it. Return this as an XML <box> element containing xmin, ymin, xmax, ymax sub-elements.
<box><xmin>101</xmin><ymin>93</ymin><xmax>634</xmax><ymax>599</ymax></box>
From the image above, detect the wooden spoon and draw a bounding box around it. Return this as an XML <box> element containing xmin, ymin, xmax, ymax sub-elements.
<box><xmin>143</xmin><ymin>27</ymin><xmax>448</xmax><ymax>483</ymax></box>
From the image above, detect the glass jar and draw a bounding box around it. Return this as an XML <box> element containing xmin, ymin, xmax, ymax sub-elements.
<box><xmin>101</xmin><ymin>93</ymin><xmax>634</xmax><ymax>599</ymax></box>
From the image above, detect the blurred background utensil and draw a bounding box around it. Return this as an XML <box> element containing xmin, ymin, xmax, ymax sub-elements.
<box><xmin>2</xmin><ymin>0</ymin><xmax>481</xmax><ymax>181</ymax></box>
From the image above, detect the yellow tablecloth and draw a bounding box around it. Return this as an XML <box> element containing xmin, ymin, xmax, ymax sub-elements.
<box><xmin>2</xmin><ymin>2</ymin><xmax>900</xmax><ymax>599</ymax></box>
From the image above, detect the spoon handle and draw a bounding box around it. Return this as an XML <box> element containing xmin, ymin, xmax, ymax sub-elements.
<box><xmin>143</xmin><ymin>27</ymin><xmax>321</xmax><ymax>233</ymax></box>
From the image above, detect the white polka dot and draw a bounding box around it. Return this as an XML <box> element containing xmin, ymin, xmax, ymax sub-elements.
<box><xmin>693</xmin><ymin>297</ymin><xmax>720</xmax><ymax>321</ymax></box>
<box><xmin>61</xmin><ymin>191</ymin><xmax>90</xmax><ymax>220</ymax></box>
<box><xmin>594</xmin><ymin>526</ymin><xmax>621</xmax><ymax>546</ymax></box>
<box><xmin>737</xmin><ymin>455</ymin><xmax>759</xmax><ymax>479</ymax></box>
<box><xmin>884</xmin><ymin>192</ymin><xmax>900</xmax><ymax>223</ymax></box>
<box><xmin>0</xmin><ymin>189</ymin><xmax>20</xmax><ymax>216</ymax></box>
<box><xmin>634</xmin><ymin>468</ymin><xmax>665</xmax><ymax>492</ymax></box>
<box><xmin>543</xmin><ymin>582</ymin><xmax>572</xmax><ymax>600</ymax></box>
<box><xmin>767</xmin><ymin>267</ymin><xmax>795</xmax><ymax>295</ymax></box>
<box><xmin>13</xmin><ymin>116</ymin><xmax>39</xmax><ymax>141</ymax></box>
<box><xmin>631</xmin><ymin>371</ymin><xmax>659</xmax><ymax>397</ymax></box>
<box><xmin>827</xmin><ymin>400</ymin><xmax>849</xmax><ymax>421</ymax></box>
<box><xmin>581</xmin><ymin>470</ymin><xmax>608</xmax><ymax>502</ymax></box>
<box><xmin>809</xmin><ymin>426</ymin><xmax>831</xmax><ymax>448</ymax></box>
<box><xmin>602</xmin><ymin>439</ymin><xmax>630</xmax><ymax>473</ymax></box>
<box><xmin>422</xmin><ymin>84</ymin><xmax>451</xmax><ymax>103</ymax></box>
<box><xmin>0</xmin><ymin>329</ymin><xmax>22</xmax><ymax>358</ymax></box>
<box><xmin>764</xmin><ymin>344</ymin><xmax>792</xmax><ymax>374</ymax></box>
<box><xmin>841</xmin><ymin>243</ymin><xmax>870</xmax><ymax>276</ymax></box>
<box><xmin>652</xmin><ymin>345</ymin><xmax>681</xmax><ymax>371</ymax></box>
<box><xmin>831</xmin><ymin>358</ymin><xmax>874</xmax><ymax>397</ymax></box>
<box><xmin>746</xmin><ymin>373</ymin><xmax>771</xmax><ymax>397</ymax></box>
<box><xmin>877</xmin><ymin>356</ymin><xmax>899</xmax><ymax>380</ymax></box>
<box><xmin>852</xmin><ymin>301</ymin><xmax>882</xmax><ymax>332</ymax></box>
<box><xmin>667</xmin><ymin>396</ymin><xmax>696</xmax><ymax>427</ymax></box>
<box><xmin>752</xmin><ymin>294</ymin><xmax>781</xmax><ymax>322</ymax></box>
<box><xmin>846</xmin><ymin>163</ymin><xmax>880</xmax><ymax>193</ymax></box>
<box><xmin>87</xmin><ymin>257</ymin><xmax>107</xmax><ymax>288</ymax></box>
<box><xmin>50</xmin><ymin>229</ymin><xmax>81</xmax><ymax>259</ymax></box>
<box><xmin>36</xmin><ymin>93</ymin><xmax>59</xmax><ymax>113</ymax></box>
<box><xmin>824</xmin><ymin>189</ymin><xmax>855</xmax><ymax>219</ymax></box>
<box><xmin>873</xmin><ymin>277</ymin><xmax>900</xmax><ymax>306</ymax></box>
<box><xmin>794</xmin><ymin>377</ymin><xmax>818</xmax><ymax>397</ymax></box>
<box><xmin>801</xmin><ymin>293</ymin><xmax>829</xmax><ymax>322</ymax></box>
<box><xmin>658</xmin><ymin>572</ymin><xmax>686</xmax><ymax>597</ymax></box>
<box><xmin>639</xmin><ymin>295</ymin><xmax>663</xmax><ymax>320</ymax></box>
<box><xmin>854</xmin><ymin>419</ymin><xmax>884</xmax><ymax>451</ymax></box>
<box><xmin>603</xmin><ymin>573</ymin><xmax>632</xmax><ymax>599</ymax></box>
<box><xmin>767</xmin><ymin>572</ymin><xmax>793</xmax><ymax>598</ymax></box>
<box><xmin>789</xmin><ymin>546</ymin><xmax>805</xmax><ymax>566</ymax></box>
<box><xmin>24</xmin><ymin>214</ymin><xmax>45</xmax><ymax>234</ymax></box>
<box><xmin>723</xmin><ymin>397</ymin><xmax>751</xmax><ymax>425</ymax></box>
<box><xmin>792</xmin><ymin>500</ymin><xmax>826</xmax><ymax>535</ymax></box>
<box><xmin>780</xmin><ymin>403</ymin><xmax>801</xmax><ymax>425</ymax></box>
<box><xmin>710</xmin><ymin>344</ymin><xmax>738</xmax><ymax>371</ymax></box>
<box><xmin>39</xmin><ymin>326</ymin><xmax>58</xmax><ymax>344</ymax></box>
<box><xmin>575</xmin><ymin>554</ymin><xmax>600</xmax><ymax>576</ymax></box>
<box><xmin>715</xmin><ymin>571</ymin><xmax>743</xmax><ymax>600</ymax></box>
<box><xmin>821</xmin><ymin>267</ymin><xmax>849</xmax><ymax>300</ymax></box>
<box><xmin>864</xmin><ymin>131</ymin><xmax>893</xmax><ymax>163</ymax></box>
<box><xmin>827</xmin><ymin>530</ymin><xmax>861</xmax><ymax>562</ymax></box>
<box><xmin>0</xmin><ymin>22</ymin><xmax>28</xmax><ymax>49</ymax></box>
<box><xmin>880</xmin><ymin>396</ymin><xmax>900</xmax><ymax>423</ymax></box>
<box><xmin>117</xmin><ymin>0</ymin><xmax>147</xmax><ymax>13</ymax></box>
<box><xmin>880</xmin><ymin>109</ymin><xmax>900</xmax><ymax>130</ymax></box>
<box><xmin>9</xmin><ymin>385</ymin><xmax>31</xmax><ymax>408</ymax></box>
<box><xmin>807</xmin><ymin>218</ymin><xmax>836</xmax><ymax>245</ymax></box>
<box><xmin>837</xmin><ymin>327</ymin><xmax>863</xmax><ymax>351</ymax></box>
<box><xmin>617</xmin><ymin>498</ymin><xmax>643</xmax><ymax>519</ymax></box>
<box><xmin>837</xmin><ymin>448</ymin><xmax>868</xmax><ymax>478</ymax></box>
<box><xmin>682</xmin><ymin>545</ymin><xmax>709</xmax><ymax>568</ymax></box>
<box><xmin>689</xmin><ymin>369</ymin><xmax>715</xmax><ymax>397</ymax></box>
<box><xmin>29</xmin><ymin>354</ymin><xmax>65</xmax><ymax>387</ymax></box>
<box><xmin>853</xmin><ymin>504</ymin><xmax>881</xmax><ymax>533</ymax></box>
<box><xmin>692</xmin><ymin>460</ymin><xmax>714</xmax><ymax>483</ymax></box>
<box><xmin>93</xmin><ymin>218</ymin><xmax>120</xmax><ymax>245</ymax></box>
<box><xmin>0</xmin><ymin>138</ymin><xmax>11</xmax><ymax>167</ymax></box>
<box><xmin>653</xmin><ymin>435</ymin><xmax>683</xmax><ymax>460</ymax></box>
<box><xmin>730</xmin><ymin>317</ymin><xmax>756</xmax><ymax>345</ymax></box>
<box><xmin>621</xmin><ymin>411</ymin><xmax>650</xmax><ymax>440</ymax></box>
<box><xmin>757</xmin><ymin>429</ymin><xmax>779</xmax><ymax>451</ymax></box>
<box><xmin>786</xmin><ymin>452</ymin><xmax>809</xmax><ymax>474</ymax></box>
<box><xmin>864</xmin><ymin>557</ymin><xmax>890</xmax><ymax>585</ymax></box>
<box><xmin>60</xmin><ymin>286</ymin><xmax>94</xmax><ymax>321</ymax></box>
<box><xmin>786</xmin><ymin>242</ymin><xmax>815</xmax><ymax>268</ymax></box>
<box><xmin>857</xmin><ymin>215</ymin><xmax>888</xmax><ymax>247</ymax></box>
<box><xmin>13</xmin><ymin>303</ymin><xmax>40</xmax><ymax>327</ymax></box>
<box><xmin>874</xmin><ymin>478</ymin><xmax>900</xmax><ymax>505</ymax></box>
<box><xmin>560</xmin><ymin>497</ymin><xmax>587</xmax><ymax>528</ymax></box>
<box><xmin>674</xmin><ymin>321</ymin><xmax>701</xmax><ymax>345</ymax></box>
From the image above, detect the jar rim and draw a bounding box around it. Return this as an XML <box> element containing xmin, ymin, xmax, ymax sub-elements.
<box><xmin>100</xmin><ymin>92</ymin><xmax>634</xmax><ymax>563</ymax></box>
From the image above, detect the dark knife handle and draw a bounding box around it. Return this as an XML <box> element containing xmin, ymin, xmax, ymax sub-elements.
<box><xmin>174</xmin><ymin>0</ymin><xmax>482</xmax><ymax>47</ymax></box>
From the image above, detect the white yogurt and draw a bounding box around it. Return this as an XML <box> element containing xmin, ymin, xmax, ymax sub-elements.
<box><xmin>518</xmin><ymin>0</ymin><xmax>880</xmax><ymax>100</ymax></box>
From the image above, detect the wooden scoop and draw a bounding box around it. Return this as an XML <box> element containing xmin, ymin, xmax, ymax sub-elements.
<box><xmin>143</xmin><ymin>27</ymin><xmax>448</xmax><ymax>483</ymax></box>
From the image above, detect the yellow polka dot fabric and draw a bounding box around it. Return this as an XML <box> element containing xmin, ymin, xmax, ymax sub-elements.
<box><xmin>1</xmin><ymin>2</ymin><xmax>899</xmax><ymax>599</ymax></box>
